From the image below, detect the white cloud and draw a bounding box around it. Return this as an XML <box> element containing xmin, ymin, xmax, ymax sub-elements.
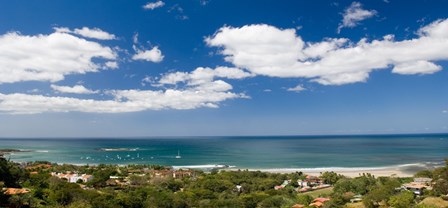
<box><xmin>206</xmin><ymin>19</ymin><xmax>448</xmax><ymax>85</ymax></box>
<box><xmin>287</xmin><ymin>85</ymin><xmax>306</xmax><ymax>92</ymax></box>
<box><xmin>133</xmin><ymin>33</ymin><xmax>139</xmax><ymax>44</ymax></box>
<box><xmin>443</xmin><ymin>110</ymin><xmax>448</xmax><ymax>114</ymax></box>
<box><xmin>0</xmin><ymin>31</ymin><xmax>116</xmax><ymax>84</ymax></box>
<box><xmin>132</xmin><ymin>46</ymin><xmax>164</xmax><ymax>62</ymax></box>
<box><xmin>105</xmin><ymin>61</ymin><xmax>119</xmax><ymax>69</ymax></box>
<box><xmin>337</xmin><ymin>2</ymin><xmax>377</xmax><ymax>33</ymax></box>
<box><xmin>50</xmin><ymin>84</ymin><xmax>99</xmax><ymax>94</ymax></box>
<box><xmin>143</xmin><ymin>1</ymin><xmax>165</xmax><ymax>10</ymax></box>
<box><xmin>54</xmin><ymin>27</ymin><xmax>116</xmax><ymax>40</ymax></box>
<box><xmin>158</xmin><ymin>66</ymin><xmax>253</xmax><ymax>86</ymax></box>
<box><xmin>0</xmin><ymin>85</ymin><xmax>246</xmax><ymax>114</ymax></box>
<box><xmin>392</xmin><ymin>60</ymin><xmax>441</xmax><ymax>75</ymax></box>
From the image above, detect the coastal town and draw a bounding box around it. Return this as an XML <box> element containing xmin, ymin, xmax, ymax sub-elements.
<box><xmin>1</xmin><ymin>151</ymin><xmax>448</xmax><ymax>208</ymax></box>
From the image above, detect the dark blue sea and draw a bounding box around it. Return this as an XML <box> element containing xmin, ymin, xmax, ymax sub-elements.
<box><xmin>1</xmin><ymin>134</ymin><xmax>447</xmax><ymax>170</ymax></box>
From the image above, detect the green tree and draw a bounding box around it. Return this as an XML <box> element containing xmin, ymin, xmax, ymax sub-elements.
<box><xmin>257</xmin><ymin>195</ymin><xmax>294</xmax><ymax>208</ymax></box>
<box><xmin>414</xmin><ymin>170</ymin><xmax>433</xmax><ymax>178</ymax></box>
<box><xmin>320</xmin><ymin>171</ymin><xmax>343</xmax><ymax>185</ymax></box>
<box><xmin>363</xmin><ymin>177</ymin><xmax>401</xmax><ymax>208</ymax></box>
<box><xmin>433</xmin><ymin>179</ymin><xmax>448</xmax><ymax>196</ymax></box>
<box><xmin>388</xmin><ymin>191</ymin><xmax>414</xmax><ymax>208</ymax></box>
<box><xmin>66</xmin><ymin>200</ymin><xmax>93</xmax><ymax>208</ymax></box>
<box><xmin>239</xmin><ymin>192</ymin><xmax>269</xmax><ymax>208</ymax></box>
<box><xmin>0</xmin><ymin>158</ymin><xmax>25</xmax><ymax>187</ymax></box>
<box><xmin>333</xmin><ymin>178</ymin><xmax>355</xmax><ymax>194</ymax></box>
<box><xmin>296</xmin><ymin>194</ymin><xmax>313</xmax><ymax>205</ymax></box>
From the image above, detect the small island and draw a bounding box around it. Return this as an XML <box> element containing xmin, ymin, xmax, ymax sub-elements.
<box><xmin>0</xmin><ymin>149</ymin><xmax>30</xmax><ymax>156</ymax></box>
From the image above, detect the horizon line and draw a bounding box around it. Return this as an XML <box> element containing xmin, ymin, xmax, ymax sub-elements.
<box><xmin>0</xmin><ymin>132</ymin><xmax>447</xmax><ymax>139</ymax></box>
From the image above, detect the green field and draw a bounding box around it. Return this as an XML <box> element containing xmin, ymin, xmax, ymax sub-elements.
<box><xmin>297</xmin><ymin>187</ymin><xmax>333</xmax><ymax>198</ymax></box>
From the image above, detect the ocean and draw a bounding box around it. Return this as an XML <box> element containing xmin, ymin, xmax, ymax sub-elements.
<box><xmin>1</xmin><ymin>134</ymin><xmax>447</xmax><ymax>171</ymax></box>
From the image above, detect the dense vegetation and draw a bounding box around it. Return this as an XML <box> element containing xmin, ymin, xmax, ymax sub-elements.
<box><xmin>1</xmin><ymin>157</ymin><xmax>448</xmax><ymax>208</ymax></box>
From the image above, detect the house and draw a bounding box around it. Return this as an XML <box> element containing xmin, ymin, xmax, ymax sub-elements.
<box><xmin>350</xmin><ymin>194</ymin><xmax>363</xmax><ymax>203</ymax></box>
<box><xmin>235</xmin><ymin>185</ymin><xmax>242</xmax><ymax>192</ymax></box>
<box><xmin>401</xmin><ymin>177</ymin><xmax>433</xmax><ymax>195</ymax></box>
<box><xmin>51</xmin><ymin>172</ymin><xmax>94</xmax><ymax>183</ymax></box>
<box><xmin>148</xmin><ymin>170</ymin><xmax>173</xmax><ymax>178</ymax></box>
<box><xmin>298</xmin><ymin>175</ymin><xmax>322</xmax><ymax>188</ymax></box>
<box><xmin>3</xmin><ymin>188</ymin><xmax>31</xmax><ymax>195</ymax></box>
<box><xmin>173</xmin><ymin>170</ymin><xmax>195</xmax><ymax>179</ymax></box>
<box><xmin>274</xmin><ymin>185</ymin><xmax>284</xmax><ymax>190</ymax></box>
<box><xmin>148</xmin><ymin>169</ymin><xmax>196</xmax><ymax>179</ymax></box>
<box><xmin>401</xmin><ymin>182</ymin><xmax>428</xmax><ymax>195</ymax></box>
<box><xmin>297</xmin><ymin>175</ymin><xmax>330</xmax><ymax>193</ymax></box>
<box><xmin>309</xmin><ymin>198</ymin><xmax>330</xmax><ymax>207</ymax></box>
<box><xmin>275</xmin><ymin>180</ymin><xmax>290</xmax><ymax>190</ymax></box>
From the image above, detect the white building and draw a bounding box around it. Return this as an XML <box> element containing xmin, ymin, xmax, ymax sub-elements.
<box><xmin>51</xmin><ymin>172</ymin><xmax>94</xmax><ymax>183</ymax></box>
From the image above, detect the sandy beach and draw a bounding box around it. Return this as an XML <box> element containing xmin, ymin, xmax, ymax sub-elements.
<box><xmin>235</xmin><ymin>163</ymin><xmax>439</xmax><ymax>178</ymax></box>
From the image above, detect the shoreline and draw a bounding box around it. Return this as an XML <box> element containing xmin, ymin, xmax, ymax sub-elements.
<box><xmin>241</xmin><ymin>166</ymin><xmax>413</xmax><ymax>178</ymax></box>
<box><xmin>226</xmin><ymin>162</ymin><xmax>444</xmax><ymax>178</ymax></box>
<box><xmin>5</xmin><ymin>155</ymin><xmax>442</xmax><ymax>178</ymax></box>
<box><xmin>232</xmin><ymin>163</ymin><xmax>441</xmax><ymax>178</ymax></box>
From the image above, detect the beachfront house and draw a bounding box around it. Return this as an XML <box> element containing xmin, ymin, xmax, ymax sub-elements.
<box><xmin>298</xmin><ymin>175</ymin><xmax>321</xmax><ymax>187</ymax></box>
<box><xmin>296</xmin><ymin>175</ymin><xmax>331</xmax><ymax>193</ymax></box>
<box><xmin>51</xmin><ymin>172</ymin><xmax>94</xmax><ymax>183</ymax></box>
<box><xmin>401</xmin><ymin>177</ymin><xmax>433</xmax><ymax>195</ymax></box>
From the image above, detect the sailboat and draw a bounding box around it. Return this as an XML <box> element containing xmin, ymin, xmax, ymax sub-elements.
<box><xmin>175</xmin><ymin>150</ymin><xmax>181</xmax><ymax>159</ymax></box>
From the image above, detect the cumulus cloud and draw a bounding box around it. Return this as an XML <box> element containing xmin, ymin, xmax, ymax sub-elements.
<box><xmin>105</xmin><ymin>61</ymin><xmax>119</xmax><ymax>69</ymax></box>
<box><xmin>50</xmin><ymin>84</ymin><xmax>99</xmax><ymax>94</ymax></box>
<box><xmin>206</xmin><ymin>19</ymin><xmax>448</xmax><ymax>85</ymax></box>
<box><xmin>0</xmin><ymin>66</ymin><xmax>249</xmax><ymax>114</ymax></box>
<box><xmin>338</xmin><ymin>2</ymin><xmax>377</xmax><ymax>33</ymax></box>
<box><xmin>132</xmin><ymin>46</ymin><xmax>164</xmax><ymax>62</ymax></box>
<box><xmin>158</xmin><ymin>66</ymin><xmax>253</xmax><ymax>86</ymax></box>
<box><xmin>54</xmin><ymin>27</ymin><xmax>116</xmax><ymax>40</ymax></box>
<box><xmin>0</xmin><ymin>85</ymin><xmax>245</xmax><ymax>114</ymax></box>
<box><xmin>287</xmin><ymin>85</ymin><xmax>306</xmax><ymax>92</ymax></box>
<box><xmin>143</xmin><ymin>1</ymin><xmax>165</xmax><ymax>10</ymax></box>
<box><xmin>0</xmin><ymin>31</ymin><xmax>116</xmax><ymax>84</ymax></box>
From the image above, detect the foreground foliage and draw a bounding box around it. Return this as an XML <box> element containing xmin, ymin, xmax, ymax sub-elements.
<box><xmin>1</xmin><ymin>157</ymin><xmax>448</xmax><ymax>208</ymax></box>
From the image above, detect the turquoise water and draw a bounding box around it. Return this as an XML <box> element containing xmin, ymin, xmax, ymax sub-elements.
<box><xmin>1</xmin><ymin>134</ymin><xmax>447</xmax><ymax>169</ymax></box>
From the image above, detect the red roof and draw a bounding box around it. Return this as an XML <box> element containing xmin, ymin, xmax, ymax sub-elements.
<box><xmin>313</xmin><ymin>198</ymin><xmax>330</xmax><ymax>203</ymax></box>
<box><xmin>3</xmin><ymin>188</ymin><xmax>30</xmax><ymax>195</ymax></box>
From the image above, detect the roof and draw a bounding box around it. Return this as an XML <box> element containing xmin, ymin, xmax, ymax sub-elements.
<box><xmin>403</xmin><ymin>182</ymin><xmax>428</xmax><ymax>189</ymax></box>
<box><xmin>309</xmin><ymin>201</ymin><xmax>323</xmax><ymax>207</ymax></box>
<box><xmin>313</xmin><ymin>197</ymin><xmax>330</xmax><ymax>203</ymax></box>
<box><xmin>3</xmin><ymin>188</ymin><xmax>31</xmax><ymax>195</ymax></box>
<box><xmin>82</xmin><ymin>174</ymin><xmax>93</xmax><ymax>179</ymax></box>
<box><xmin>291</xmin><ymin>204</ymin><xmax>305</xmax><ymax>208</ymax></box>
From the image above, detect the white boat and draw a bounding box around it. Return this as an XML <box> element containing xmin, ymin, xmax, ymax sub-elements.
<box><xmin>175</xmin><ymin>150</ymin><xmax>181</xmax><ymax>159</ymax></box>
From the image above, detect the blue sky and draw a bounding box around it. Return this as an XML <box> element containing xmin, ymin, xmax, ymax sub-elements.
<box><xmin>0</xmin><ymin>0</ymin><xmax>447</xmax><ymax>137</ymax></box>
